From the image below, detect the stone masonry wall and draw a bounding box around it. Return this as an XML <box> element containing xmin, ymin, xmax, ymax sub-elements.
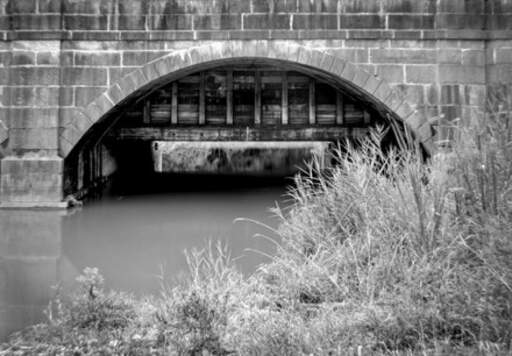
<box><xmin>0</xmin><ymin>0</ymin><xmax>511</xmax><ymax>206</ymax></box>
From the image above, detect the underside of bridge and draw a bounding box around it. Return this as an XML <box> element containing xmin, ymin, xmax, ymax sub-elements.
<box><xmin>63</xmin><ymin>59</ymin><xmax>405</xmax><ymax>201</ymax></box>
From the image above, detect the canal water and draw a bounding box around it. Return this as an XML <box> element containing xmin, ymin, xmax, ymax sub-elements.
<box><xmin>0</xmin><ymin>174</ymin><xmax>291</xmax><ymax>341</ymax></box>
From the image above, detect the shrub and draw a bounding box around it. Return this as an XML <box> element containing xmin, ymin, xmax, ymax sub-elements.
<box><xmin>1</xmin><ymin>108</ymin><xmax>511</xmax><ymax>355</ymax></box>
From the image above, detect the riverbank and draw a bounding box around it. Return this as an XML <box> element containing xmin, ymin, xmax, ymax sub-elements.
<box><xmin>1</xmin><ymin>113</ymin><xmax>511</xmax><ymax>355</ymax></box>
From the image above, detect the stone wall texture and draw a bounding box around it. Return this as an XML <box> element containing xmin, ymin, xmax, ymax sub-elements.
<box><xmin>0</xmin><ymin>0</ymin><xmax>511</xmax><ymax>206</ymax></box>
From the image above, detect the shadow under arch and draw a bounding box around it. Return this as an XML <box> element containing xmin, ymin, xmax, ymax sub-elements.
<box><xmin>59</xmin><ymin>41</ymin><xmax>435</xmax><ymax>160</ymax></box>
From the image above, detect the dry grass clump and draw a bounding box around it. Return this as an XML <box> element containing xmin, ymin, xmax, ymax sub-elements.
<box><xmin>1</xmin><ymin>109</ymin><xmax>511</xmax><ymax>355</ymax></box>
<box><xmin>254</xmin><ymin>111</ymin><xmax>512</xmax><ymax>353</ymax></box>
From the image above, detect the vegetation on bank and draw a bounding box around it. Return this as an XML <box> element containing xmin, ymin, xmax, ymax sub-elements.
<box><xmin>1</xmin><ymin>108</ymin><xmax>512</xmax><ymax>355</ymax></box>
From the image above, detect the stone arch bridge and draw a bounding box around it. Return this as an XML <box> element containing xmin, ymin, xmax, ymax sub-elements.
<box><xmin>0</xmin><ymin>0</ymin><xmax>510</xmax><ymax>207</ymax></box>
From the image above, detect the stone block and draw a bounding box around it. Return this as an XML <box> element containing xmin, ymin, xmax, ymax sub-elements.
<box><xmin>331</xmin><ymin>57</ymin><xmax>350</xmax><ymax>78</ymax></box>
<box><xmin>293</xmin><ymin>14</ymin><xmax>337</xmax><ymax>30</ymax></box>
<box><xmin>117</xmin><ymin>0</ymin><xmax>149</xmax><ymax>14</ymax></box>
<box><xmin>38</xmin><ymin>0</ymin><xmax>62</xmax><ymax>13</ymax></box>
<box><xmin>74</xmin><ymin>52</ymin><xmax>121</xmax><ymax>66</ymax></box>
<box><xmin>122</xmin><ymin>51</ymin><xmax>167</xmax><ymax>66</ymax></box>
<box><xmin>196</xmin><ymin>31</ymin><xmax>231</xmax><ymax>40</ymax></box>
<box><xmin>435</xmin><ymin>14</ymin><xmax>485</xmax><ymax>30</ymax></box>
<box><xmin>396</xmin><ymin>84</ymin><xmax>426</xmax><ymax>106</ymax></box>
<box><xmin>487</xmin><ymin>64</ymin><xmax>512</xmax><ymax>83</ymax></box>
<box><xmin>10</xmin><ymin>67</ymin><xmax>60</xmax><ymax>85</ymax></box>
<box><xmin>58</xmin><ymin>137</ymin><xmax>74</xmax><ymax>157</ymax></box>
<box><xmin>194</xmin><ymin>14</ymin><xmax>241</xmax><ymax>30</ymax></box>
<box><xmin>343</xmin><ymin>0</ymin><xmax>381</xmax><ymax>13</ymax></box>
<box><xmin>117</xmin><ymin>15</ymin><xmax>146</xmax><ymax>31</ymax></box>
<box><xmin>0</xmin><ymin>156</ymin><xmax>63</xmax><ymax>203</ymax></box>
<box><xmin>388</xmin><ymin>15</ymin><xmax>434</xmax><ymax>29</ymax></box>
<box><xmin>62</xmin><ymin>68</ymin><xmax>108</xmax><ymax>86</ymax></box>
<box><xmin>148</xmin><ymin>14</ymin><xmax>192</xmax><ymax>30</ymax></box>
<box><xmin>487</xmin><ymin>15</ymin><xmax>512</xmax><ymax>30</ymax></box>
<box><xmin>59</xmin><ymin>125</ymin><xmax>81</xmax><ymax>148</ymax></box>
<box><xmin>383</xmin><ymin>88</ymin><xmax>404</xmax><ymax>111</ymax></box>
<box><xmin>216</xmin><ymin>0</ymin><xmax>251</xmax><ymax>13</ymax></box>
<box><xmin>8</xmin><ymin>128</ymin><xmax>58</xmax><ymax>150</ymax></box>
<box><xmin>351</xmin><ymin>69</ymin><xmax>371</xmax><ymax>88</ymax></box>
<box><xmin>370</xmin><ymin>49</ymin><xmax>436</xmax><ymax>64</ymax></box>
<box><xmin>74</xmin><ymin>87</ymin><xmax>107</xmax><ymax>107</ymax></box>
<box><xmin>436</xmin><ymin>48</ymin><xmax>462</xmax><ymax>64</ymax></box>
<box><xmin>364</xmin><ymin>75</ymin><xmax>383</xmax><ymax>94</ymax></box>
<box><xmin>117</xmin><ymin>69</ymin><xmax>148</xmax><ymax>97</ymax></box>
<box><xmin>376</xmin><ymin>64</ymin><xmax>404</xmax><ymax>83</ymax></box>
<box><xmin>62</xmin><ymin>0</ymin><xmax>115</xmax><ymax>14</ymax></box>
<box><xmin>7</xmin><ymin>0</ymin><xmax>37</xmax><ymax>13</ymax></box>
<box><xmin>10</xmin><ymin>14</ymin><xmax>61</xmax><ymax>30</ymax></box>
<box><xmin>35</xmin><ymin>87</ymin><xmax>60</xmax><ymax>107</ymax></box>
<box><xmin>326</xmin><ymin>48</ymin><xmax>369</xmax><ymax>63</ymax></box>
<box><xmin>339</xmin><ymin>14</ymin><xmax>384</xmax><ymax>29</ymax></box>
<box><xmin>405</xmin><ymin>65</ymin><xmax>436</xmax><ymax>83</ymax></box>
<box><xmin>59</xmin><ymin>107</ymin><xmax>90</xmax><ymax>128</ymax></box>
<box><xmin>495</xmin><ymin>49</ymin><xmax>512</xmax><ymax>64</ymax></box>
<box><xmin>438</xmin><ymin>0</ymin><xmax>484</xmax><ymax>13</ymax></box>
<box><xmin>439</xmin><ymin>65</ymin><xmax>485</xmax><ymax>84</ymax></box>
<box><xmin>406</xmin><ymin>110</ymin><xmax>427</xmax><ymax>129</ymax></box>
<box><xmin>58</xmin><ymin>86</ymin><xmax>74</xmax><ymax>107</ymax></box>
<box><xmin>0</xmin><ymin>120</ymin><xmax>7</xmax><ymax>144</ymax></box>
<box><xmin>373</xmin><ymin>81</ymin><xmax>393</xmax><ymax>103</ymax></box>
<box><xmin>11</xmin><ymin>51</ymin><xmax>34</xmax><ymax>66</ymax></box>
<box><xmin>63</xmin><ymin>15</ymin><xmax>108</xmax><ymax>30</ymax></box>
<box><xmin>381</xmin><ymin>0</ymin><xmax>436</xmax><ymax>13</ymax></box>
<box><xmin>8</xmin><ymin>108</ymin><xmax>59</xmax><ymax>128</ymax></box>
<box><xmin>244</xmin><ymin>14</ymin><xmax>290</xmax><ymax>30</ymax></box>
<box><xmin>36</xmin><ymin>51</ymin><xmax>60</xmax><ymax>65</ymax></box>
<box><xmin>93</xmin><ymin>93</ymin><xmax>115</xmax><ymax>116</ymax></box>
<box><xmin>395</xmin><ymin>101</ymin><xmax>415</xmax><ymax>119</ymax></box>
<box><xmin>0</xmin><ymin>51</ymin><xmax>11</xmax><ymax>67</ymax></box>
<box><xmin>299</xmin><ymin>0</ymin><xmax>337</xmax><ymax>12</ymax></box>
<box><xmin>9</xmin><ymin>87</ymin><xmax>34</xmax><ymax>106</ymax></box>
<box><xmin>461</xmin><ymin>50</ymin><xmax>485</xmax><ymax>66</ymax></box>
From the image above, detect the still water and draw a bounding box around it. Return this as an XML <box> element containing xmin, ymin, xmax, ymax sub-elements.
<box><xmin>0</xmin><ymin>175</ymin><xmax>290</xmax><ymax>340</ymax></box>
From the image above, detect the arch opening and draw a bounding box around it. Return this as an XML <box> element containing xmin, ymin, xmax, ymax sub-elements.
<box><xmin>62</xmin><ymin>50</ymin><xmax>431</xmax><ymax>200</ymax></box>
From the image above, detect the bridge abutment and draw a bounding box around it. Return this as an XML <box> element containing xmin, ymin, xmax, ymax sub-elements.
<box><xmin>0</xmin><ymin>157</ymin><xmax>65</xmax><ymax>208</ymax></box>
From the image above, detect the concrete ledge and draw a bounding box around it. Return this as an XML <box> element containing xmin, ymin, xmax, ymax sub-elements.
<box><xmin>152</xmin><ymin>141</ymin><xmax>330</xmax><ymax>175</ymax></box>
<box><xmin>0</xmin><ymin>201</ymin><xmax>69</xmax><ymax>209</ymax></box>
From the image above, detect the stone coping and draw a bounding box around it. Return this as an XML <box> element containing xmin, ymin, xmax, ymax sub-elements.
<box><xmin>3</xmin><ymin>29</ymin><xmax>512</xmax><ymax>41</ymax></box>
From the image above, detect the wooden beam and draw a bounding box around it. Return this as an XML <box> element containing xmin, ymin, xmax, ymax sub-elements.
<box><xmin>109</xmin><ymin>126</ymin><xmax>370</xmax><ymax>142</ymax></box>
<box><xmin>336</xmin><ymin>92</ymin><xmax>344</xmax><ymax>125</ymax></box>
<box><xmin>143</xmin><ymin>99</ymin><xmax>151</xmax><ymax>124</ymax></box>
<box><xmin>282</xmin><ymin>72</ymin><xmax>288</xmax><ymax>125</ymax></box>
<box><xmin>171</xmin><ymin>82</ymin><xmax>178</xmax><ymax>125</ymax></box>
<box><xmin>199</xmin><ymin>72</ymin><xmax>205</xmax><ymax>125</ymax></box>
<box><xmin>226</xmin><ymin>71</ymin><xmax>233</xmax><ymax>125</ymax></box>
<box><xmin>309</xmin><ymin>79</ymin><xmax>315</xmax><ymax>125</ymax></box>
<box><xmin>254</xmin><ymin>71</ymin><xmax>261</xmax><ymax>125</ymax></box>
<box><xmin>363</xmin><ymin>110</ymin><xmax>371</xmax><ymax>125</ymax></box>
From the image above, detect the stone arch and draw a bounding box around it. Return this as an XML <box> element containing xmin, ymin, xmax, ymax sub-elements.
<box><xmin>59</xmin><ymin>41</ymin><xmax>435</xmax><ymax>158</ymax></box>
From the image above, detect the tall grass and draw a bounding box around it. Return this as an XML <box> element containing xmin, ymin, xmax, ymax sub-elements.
<box><xmin>1</xmin><ymin>108</ymin><xmax>511</xmax><ymax>355</ymax></box>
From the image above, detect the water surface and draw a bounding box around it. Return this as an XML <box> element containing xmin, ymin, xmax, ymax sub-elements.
<box><xmin>0</xmin><ymin>174</ymin><xmax>290</xmax><ymax>340</ymax></box>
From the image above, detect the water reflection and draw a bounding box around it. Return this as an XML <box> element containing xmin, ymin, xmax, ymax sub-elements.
<box><xmin>0</xmin><ymin>175</ymin><xmax>290</xmax><ymax>340</ymax></box>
